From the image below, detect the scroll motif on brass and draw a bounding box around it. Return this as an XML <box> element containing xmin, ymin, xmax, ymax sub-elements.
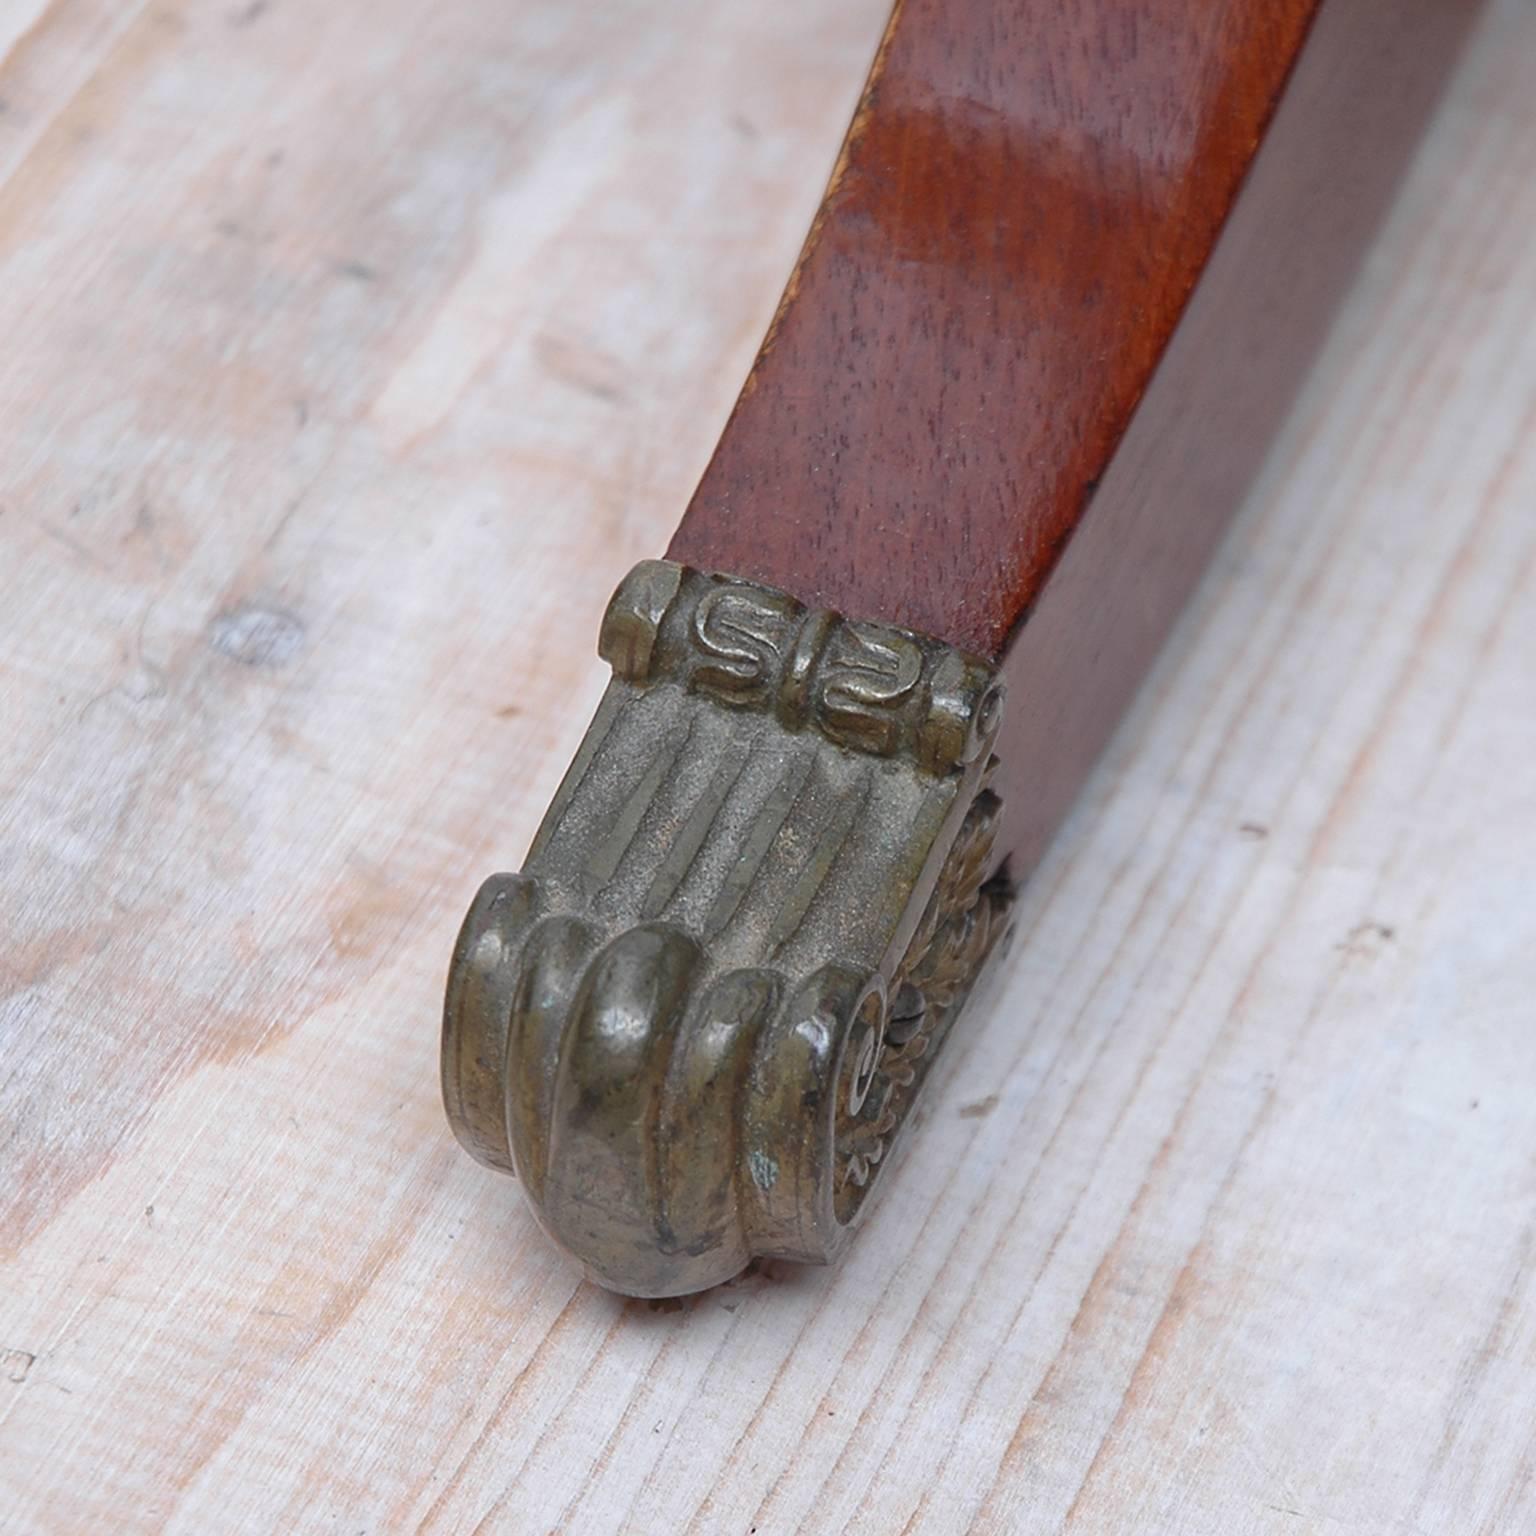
<box><xmin>442</xmin><ymin>560</ymin><xmax>1012</xmax><ymax>1297</ymax></box>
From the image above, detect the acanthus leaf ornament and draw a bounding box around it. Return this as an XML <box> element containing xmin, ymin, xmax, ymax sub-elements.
<box><xmin>443</xmin><ymin>560</ymin><xmax>1013</xmax><ymax>1297</ymax></box>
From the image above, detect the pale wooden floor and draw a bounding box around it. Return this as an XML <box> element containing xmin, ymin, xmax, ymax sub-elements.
<box><xmin>2</xmin><ymin>1</ymin><xmax>1534</xmax><ymax>1531</ymax></box>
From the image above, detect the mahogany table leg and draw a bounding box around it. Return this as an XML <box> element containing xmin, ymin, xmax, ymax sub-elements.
<box><xmin>444</xmin><ymin>0</ymin><xmax>1478</xmax><ymax>1296</ymax></box>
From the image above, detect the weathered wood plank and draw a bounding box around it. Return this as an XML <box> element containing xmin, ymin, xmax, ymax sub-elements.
<box><xmin>1</xmin><ymin>1</ymin><xmax>1534</xmax><ymax>1531</ymax></box>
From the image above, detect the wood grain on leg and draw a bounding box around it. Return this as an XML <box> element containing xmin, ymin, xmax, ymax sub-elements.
<box><xmin>672</xmin><ymin>0</ymin><xmax>1480</xmax><ymax>879</ymax></box>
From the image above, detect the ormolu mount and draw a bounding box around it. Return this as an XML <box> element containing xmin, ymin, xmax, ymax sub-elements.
<box><xmin>442</xmin><ymin>561</ymin><xmax>1013</xmax><ymax>1296</ymax></box>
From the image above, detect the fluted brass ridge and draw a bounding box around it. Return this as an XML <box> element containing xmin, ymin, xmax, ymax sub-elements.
<box><xmin>443</xmin><ymin>560</ymin><xmax>1012</xmax><ymax>1297</ymax></box>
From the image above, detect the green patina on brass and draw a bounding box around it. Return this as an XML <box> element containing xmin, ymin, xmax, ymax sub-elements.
<box><xmin>442</xmin><ymin>560</ymin><xmax>1012</xmax><ymax>1297</ymax></box>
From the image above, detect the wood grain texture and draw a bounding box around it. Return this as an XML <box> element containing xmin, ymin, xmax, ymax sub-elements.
<box><xmin>670</xmin><ymin>0</ymin><xmax>1323</xmax><ymax>657</ymax></box>
<box><xmin>983</xmin><ymin>0</ymin><xmax>1480</xmax><ymax>888</ymax></box>
<box><xmin>2</xmin><ymin>1</ymin><xmax>1535</xmax><ymax>1532</ymax></box>
<box><xmin>672</xmin><ymin>0</ymin><xmax>1479</xmax><ymax>890</ymax></box>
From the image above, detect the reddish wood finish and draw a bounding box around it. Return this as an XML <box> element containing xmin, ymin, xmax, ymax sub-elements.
<box><xmin>670</xmin><ymin>0</ymin><xmax>1475</xmax><ymax>877</ymax></box>
<box><xmin>671</xmin><ymin>0</ymin><xmax>1319</xmax><ymax>656</ymax></box>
